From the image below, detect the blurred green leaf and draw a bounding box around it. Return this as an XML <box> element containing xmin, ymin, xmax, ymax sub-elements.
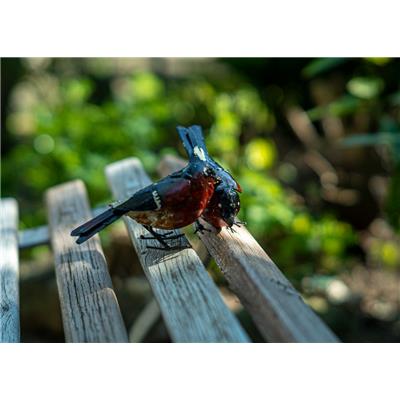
<box><xmin>341</xmin><ymin>132</ymin><xmax>400</xmax><ymax>147</ymax></box>
<box><xmin>245</xmin><ymin>138</ymin><xmax>276</xmax><ymax>170</ymax></box>
<box><xmin>302</xmin><ymin>58</ymin><xmax>347</xmax><ymax>78</ymax></box>
<box><xmin>347</xmin><ymin>76</ymin><xmax>384</xmax><ymax>99</ymax></box>
<box><xmin>365</xmin><ymin>57</ymin><xmax>391</xmax><ymax>66</ymax></box>
<box><xmin>308</xmin><ymin>95</ymin><xmax>360</xmax><ymax>120</ymax></box>
<box><xmin>389</xmin><ymin>91</ymin><xmax>400</xmax><ymax>106</ymax></box>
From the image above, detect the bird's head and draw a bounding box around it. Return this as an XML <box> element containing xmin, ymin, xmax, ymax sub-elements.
<box><xmin>217</xmin><ymin>186</ymin><xmax>241</xmax><ymax>227</ymax></box>
<box><xmin>202</xmin><ymin>164</ymin><xmax>222</xmax><ymax>184</ymax></box>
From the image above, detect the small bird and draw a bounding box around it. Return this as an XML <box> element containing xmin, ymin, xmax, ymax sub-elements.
<box><xmin>71</xmin><ymin>137</ymin><xmax>220</xmax><ymax>248</ymax></box>
<box><xmin>177</xmin><ymin>125</ymin><xmax>243</xmax><ymax>232</ymax></box>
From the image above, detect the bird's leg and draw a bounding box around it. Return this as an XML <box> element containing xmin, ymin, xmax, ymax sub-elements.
<box><xmin>194</xmin><ymin>220</ymin><xmax>212</xmax><ymax>234</ymax></box>
<box><xmin>140</xmin><ymin>225</ymin><xmax>188</xmax><ymax>251</ymax></box>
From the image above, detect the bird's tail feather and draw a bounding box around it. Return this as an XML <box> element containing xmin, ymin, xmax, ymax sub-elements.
<box><xmin>71</xmin><ymin>208</ymin><xmax>121</xmax><ymax>244</ymax></box>
<box><xmin>177</xmin><ymin>125</ymin><xmax>210</xmax><ymax>160</ymax></box>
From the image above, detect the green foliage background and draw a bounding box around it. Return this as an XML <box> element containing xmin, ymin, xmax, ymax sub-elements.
<box><xmin>2</xmin><ymin>58</ymin><xmax>399</xmax><ymax>341</ymax></box>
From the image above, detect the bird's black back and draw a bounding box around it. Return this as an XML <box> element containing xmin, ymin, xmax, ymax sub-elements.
<box><xmin>114</xmin><ymin>158</ymin><xmax>211</xmax><ymax>213</ymax></box>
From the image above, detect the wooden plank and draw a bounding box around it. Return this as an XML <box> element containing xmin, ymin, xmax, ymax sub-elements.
<box><xmin>159</xmin><ymin>155</ymin><xmax>339</xmax><ymax>343</ymax></box>
<box><xmin>18</xmin><ymin>225</ymin><xmax>49</xmax><ymax>249</ymax></box>
<box><xmin>46</xmin><ymin>181</ymin><xmax>128</xmax><ymax>342</ymax></box>
<box><xmin>18</xmin><ymin>205</ymin><xmax>108</xmax><ymax>249</ymax></box>
<box><xmin>105</xmin><ymin>158</ymin><xmax>250</xmax><ymax>343</ymax></box>
<box><xmin>0</xmin><ymin>198</ymin><xmax>20</xmax><ymax>342</ymax></box>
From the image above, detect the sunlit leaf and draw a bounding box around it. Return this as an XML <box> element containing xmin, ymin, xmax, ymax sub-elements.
<box><xmin>292</xmin><ymin>214</ymin><xmax>311</xmax><ymax>234</ymax></box>
<box><xmin>62</xmin><ymin>79</ymin><xmax>93</xmax><ymax>104</ymax></box>
<box><xmin>245</xmin><ymin>138</ymin><xmax>276</xmax><ymax>170</ymax></box>
<box><xmin>365</xmin><ymin>57</ymin><xmax>391</xmax><ymax>66</ymax></box>
<box><xmin>131</xmin><ymin>73</ymin><xmax>164</xmax><ymax>101</ymax></box>
<box><xmin>347</xmin><ymin>76</ymin><xmax>384</xmax><ymax>99</ymax></box>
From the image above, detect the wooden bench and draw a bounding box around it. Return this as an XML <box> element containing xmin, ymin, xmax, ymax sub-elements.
<box><xmin>0</xmin><ymin>156</ymin><xmax>339</xmax><ymax>343</ymax></box>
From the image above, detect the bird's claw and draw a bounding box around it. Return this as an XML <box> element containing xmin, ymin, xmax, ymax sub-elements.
<box><xmin>233</xmin><ymin>220</ymin><xmax>246</xmax><ymax>227</ymax></box>
<box><xmin>227</xmin><ymin>221</ymin><xmax>246</xmax><ymax>234</ymax></box>
<box><xmin>139</xmin><ymin>226</ymin><xmax>187</xmax><ymax>250</ymax></box>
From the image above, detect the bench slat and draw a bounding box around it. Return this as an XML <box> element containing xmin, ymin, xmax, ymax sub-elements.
<box><xmin>106</xmin><ymin>158</ymin><xmax>250</xmax><ymax>343</ymax></box>
<box><xmin>46</xmin><ymin>181</ymin><xmax>128</xmax><ymax>342</ymax></box>
<box><xmin>18</xmin><ymin>225</ymin><xmax>49</xmax><ymax>249</ymax></box>
<box><xmin>0</xmin><ymin>198</ymin><xmax>20</xmax><ymax>342</ymax></box>
<box><xmin>159</xmin><ymin>155</ymin><xmax>339</xmax><ymax>343</ymax></box>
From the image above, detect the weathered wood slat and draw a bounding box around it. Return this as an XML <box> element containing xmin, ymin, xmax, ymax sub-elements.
<box><xmin>159</xmin><ymin>155</ymin><xmax>339</xmax><ymax>343</ymax></box>
<box><xmin>46</xmin><ymin>181</ymin><xmax>128</xmax><ymax>342</ymax></box>
<box><xmin>106</xmin><ymin>158</ymin><xmax>250</xmax><ymax>343</ymax></box>
<box><xmin>0</xmin><ymin>198</ymin><xmax>20</xmax><ymax>342</ymax></box>
<box><xmin>18</xmin><ymin>225</ymin><xmax>49</xmax><ymax>249</ymax></box>
<box><xmin>18</xmin><ymin>206</ymin><xmax>108</xmax><ymax>249</ymax></box>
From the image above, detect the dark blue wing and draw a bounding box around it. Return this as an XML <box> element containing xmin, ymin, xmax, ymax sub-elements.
<box><xmin>114</xmin><ymin>169</ymin><xmax>190</xmax><ymax>212</ymax></box>
<box><xmin>114</xmin><ymin>184</ymin><xmax>160</xmax><ymax>212</ymax></box>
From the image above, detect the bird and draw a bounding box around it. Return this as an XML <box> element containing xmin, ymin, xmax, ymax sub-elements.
<box><xmin>177</xmin><ymin>125</ymin><xmax>243</xmax><ymax>232</ymax></box>
<box><xmin>71</xmin><ymin>137</ymin><xmax>221</xmax><ymax>248</ymax></box>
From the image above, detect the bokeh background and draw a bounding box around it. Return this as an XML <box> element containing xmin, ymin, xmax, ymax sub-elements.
<box><xmin>1</xmin><ymin>58</ymin><xmax>399</xmax><ymax>342</ymax></box>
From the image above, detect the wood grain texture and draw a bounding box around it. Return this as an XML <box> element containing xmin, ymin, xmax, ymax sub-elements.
<box><xmin>0</xmin><ymin>198</ymin><xmax>20</xmax><ymax>342</ymax></box>
<box><xmin>159</xmin><ymin>155</ymin><xmax>339</xmax><ymax>343</ymax></box>
<box><xmin>46</xmin><ymin>181</ymin><xmax>128</xmax><ymax>342</ymax></box>
<box><xmin>106</xmin><ymin>158</ymin><xmax>249</xmax><ymax>343</ymax></box>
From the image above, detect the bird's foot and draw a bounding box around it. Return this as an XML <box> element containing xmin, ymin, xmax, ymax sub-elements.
<box><xmin>233</xmin><ymin>220</ymin><xmax>247</xmax><ymax>227</ymax></box>
<box><xmin>194</xmin><ymin>221</ymin><xmax>212</xmax><ymax>234</ymax></box>
<box><xmin>227</xmin><ymin>221</ymin><xmax>246</xmax><ymax>233</ymax></box>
